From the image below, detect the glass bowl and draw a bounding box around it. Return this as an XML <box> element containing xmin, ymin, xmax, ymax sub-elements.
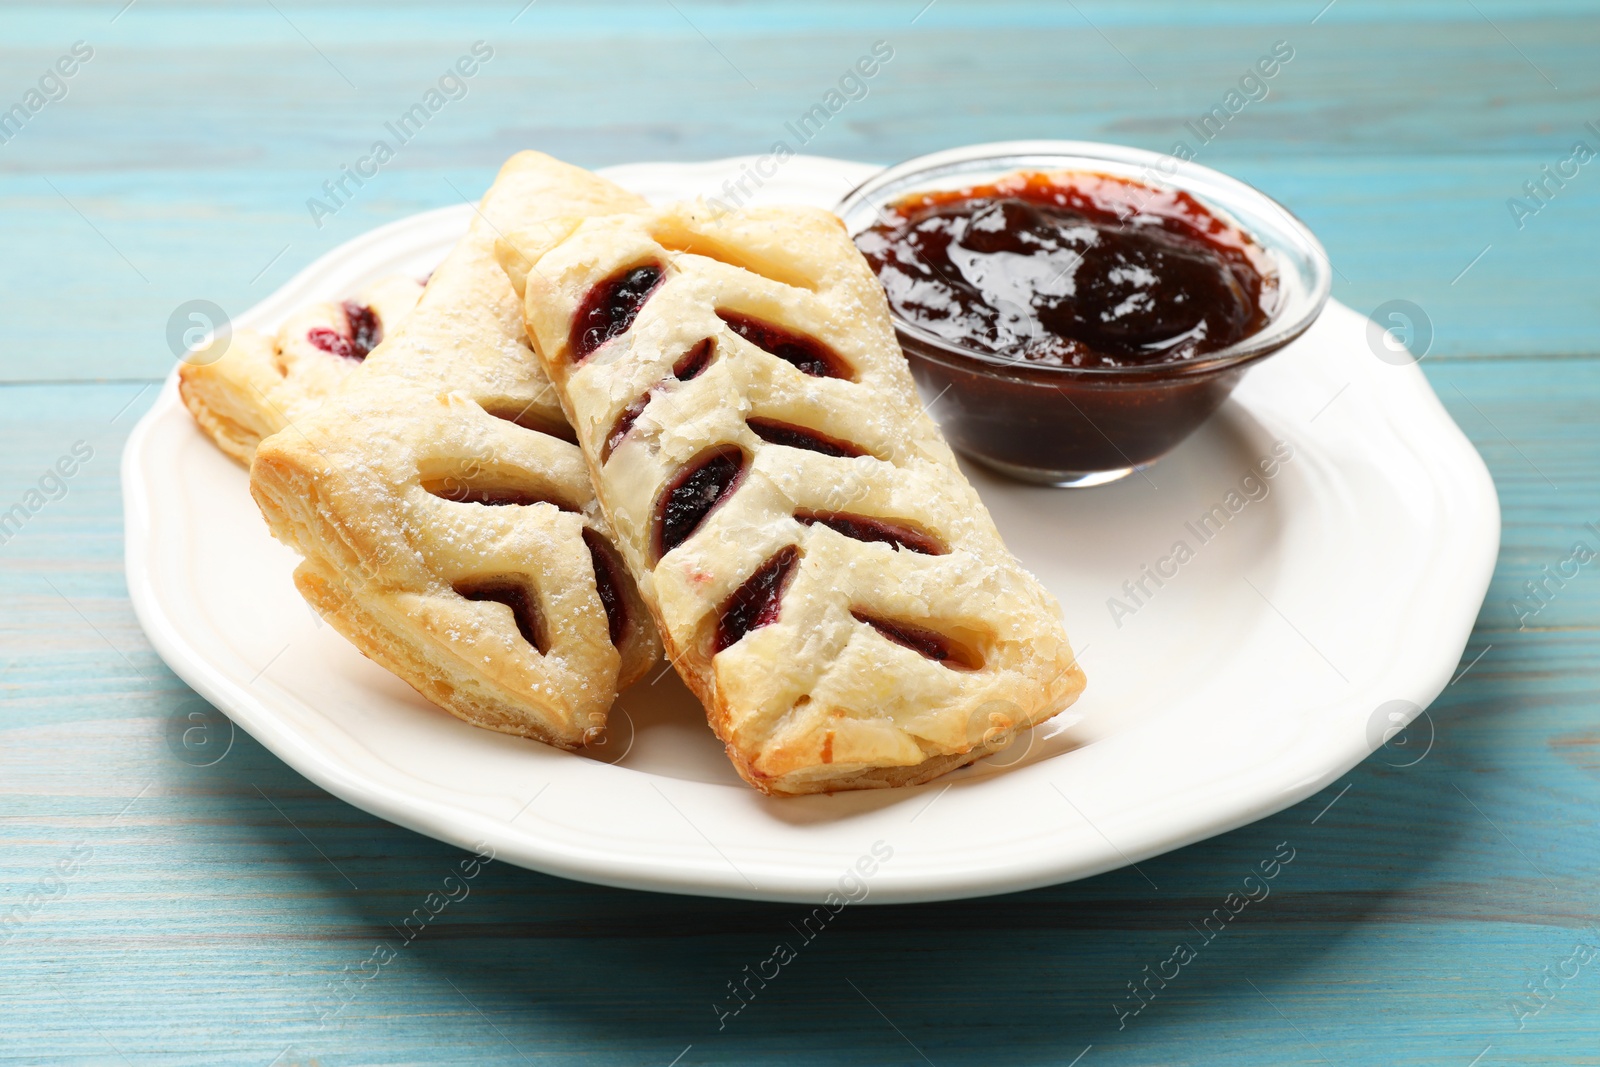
<box><xmin>836</xmin><ymin>140</ymin><xmax>1332</xmax><ymax>487</ymax></box>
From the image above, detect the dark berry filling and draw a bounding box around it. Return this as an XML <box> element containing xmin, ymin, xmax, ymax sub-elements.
<box><xmin>603</xmin><ymin>394</ymin><xmax>652</xmax><ymax>463</ymax></box>
<box><xmin>422</xmin><ymin>479</ymin><xmax>579</xmax><ymax>510</ymax></box>
<box><xmin>795</xmin><ymin>511</ymin><xmax>944</xmax><ymax>555</ymax></box>
<box><xmin>652</xmin><ymin>446</ymin><xmax>746</xmax><ymax>561</ymax></box>
<box><xmin>570</xmin><ymin>263</ymin><xmax>663</xmax><ymax>362</ymax></box>
<box><xmin>718</xmin><ymin>311</ymin><xmax>851</xmax><ymax>379</ymax></box>
<box><xmin>715</xmin><ymin>545</ymin><xmax>800</xmax><ymax>653</ymax></box>
<box><xmin>305</xmin><ymin>327</ymin><xmax>348</xmax><ymax>358</ymax></box>
<box><xmin>746</xmin><ymin>417</ymin><xmax>865</xmax><ymax>459</ymax></box>
<box><xmin>851</xmin><ymin>611</ymin><xmax>981</xmax><ymax>670</ymax></box>
<box><xmin>673</xmin><ymin>338</ymin><xmax>715</xmax><ymax>381</ymax></box>
<box><xmin>603</xmin><ymin>339</ymin><xmax>719</xmax><ymax>462</ymax></box>
<box><xmin>307</xmin><ymin>302</ymin><xmax>381</xmax><ymax>361</ymax></box>
<box><xmin>479</xmin><ymin>401</ymin><xmax>579</xmax><ymax>444</ymax></box>
<box><xmin>343</xmin><ymin>301</ymin><xmax>382</xmax><ymax>356</ymax></box>
<box><xmin>457</xmin><ymin>579</ymin><xmax>546</xmax><ymax>653</ymax></box>
<box><xmin>583</xmin><ymin>529</ymin><xmax>628</xmax><ymax>646</ymax></box>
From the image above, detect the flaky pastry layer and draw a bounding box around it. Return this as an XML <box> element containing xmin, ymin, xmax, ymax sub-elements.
<box><xmin>250</xmin><ymin>152</ymin><xmax>660</xmax><ymax>748</ymax></box>
<box><xmin>178</xmin><ymin>276</ymin><xmax>422</xmax><ymax>464</ymax></box>
<box><xmin>504</xmin><ymin>201</ymin><xmax>1085</xmax><ymax>792</ymax></box>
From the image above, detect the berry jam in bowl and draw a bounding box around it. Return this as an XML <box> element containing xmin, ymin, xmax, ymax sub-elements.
<box><xmin>837</xmin><ymin>141</ymin><xmax>1332</xmax><ymax>487</ymax></box>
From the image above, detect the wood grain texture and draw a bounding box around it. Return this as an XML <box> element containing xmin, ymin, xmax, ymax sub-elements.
<box><xmin>3</xmin><ymin>1</ymin><xmax>1599</xmax><ymax>1064</ymax></box>
<box><xmin>2</xmin><ymin>1</ymin><xmax>1598</xmax><ymax>377</ymax></box>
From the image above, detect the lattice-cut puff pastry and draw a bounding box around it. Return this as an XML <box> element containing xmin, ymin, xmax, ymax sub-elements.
<box><xmin>177</xmin><ymin>276</ymin><xmax>423</xmax><ymax>464</ymax></box>
<box><xmin>250</xmin><ymin>152</ymin><xmax>660</xmax><ymax>749</ymax></box>
<box><xmin>500</xmin><ymin>202</ymin><xmax>1087</xmax><ymax>794</ymax></box>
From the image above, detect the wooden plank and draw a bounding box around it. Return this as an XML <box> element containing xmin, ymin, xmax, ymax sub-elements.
<box><xmin>4</xmin><ymin>2</ymin><xmax>1600</xmax><ymax>1063</ymax></box>
<box><xmin>2</xmin><ymin>351</ymin><xmax>1598</xmax><ymax>1063</ymax></box>
<box><xmin>1</xmin><ymin>2</ymin><xmax>1598</xmax><ymax>379</ymax></box>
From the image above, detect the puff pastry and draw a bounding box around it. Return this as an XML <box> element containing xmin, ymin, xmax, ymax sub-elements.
<box><xmin>178</xmin><ymin>276</ymin><xmax>423</xmax><ymax>464</ymax></box>
<box><xmin>250</xmin><ymin>152</ymin><xmax>660</xmax><ymax>748</ymax></box>
<box><xmin>502</xmin><ymin>202</ymin><xmax>1086</xmax><ymax>793</ymax></box>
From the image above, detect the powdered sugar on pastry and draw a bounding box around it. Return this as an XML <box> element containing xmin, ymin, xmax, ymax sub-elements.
<box><xmin>178</xmin><ymin>276</ymin><xmax>423</xmax><ymax>465</ymax></box>
<box><xmin>250</xmin><ymin>152</ymin><xmax>660</xmax><ymax>749</ymax></box>
<box><xmin>505</xmin><ymin>201</ymin><xmax>1086</xmax><ymax>794</ymax></box>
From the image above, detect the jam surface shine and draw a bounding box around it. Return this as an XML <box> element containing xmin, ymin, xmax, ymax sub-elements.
<box><xmin>856</xmin><ymin>172</ymin><xmax>1273</xmax><ymax>369</ymax></box>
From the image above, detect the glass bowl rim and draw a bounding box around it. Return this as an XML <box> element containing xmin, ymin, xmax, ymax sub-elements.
<box><xmin>834</xmin><ymin>139</ymin><xmax>1333</xmax><ymax>379</ymax></box>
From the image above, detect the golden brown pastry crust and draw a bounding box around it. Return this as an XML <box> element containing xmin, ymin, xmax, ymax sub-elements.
<box><xmin>177</xmin><ymin>276</ymin><xmax>423</xmax><ymax>464</ymax></box>
<box><xmin>504</xmin><ymin>201</ymin><xmax>1086</xmax><ymax>794</ymax></box>
<box><xmin>250</xmin><ymin>152</ymin><xmax>660</xmax><ymax>748</ymax></box>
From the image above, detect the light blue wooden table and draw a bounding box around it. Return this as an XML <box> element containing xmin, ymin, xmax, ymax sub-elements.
<box><xmin>4</xmin><ymin>2</ymin><xmax>1598</xmax><ymax>1064</ymax></box>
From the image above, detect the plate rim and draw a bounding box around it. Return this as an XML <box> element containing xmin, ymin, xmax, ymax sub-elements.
<box><xmin>123</xmin><ymin>155</ymin><xmax>1501</xmax><ymax>903</ymax></box>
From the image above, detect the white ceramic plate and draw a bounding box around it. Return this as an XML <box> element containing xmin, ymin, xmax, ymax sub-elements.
<box><xmin>124</xmin><ymin>156</ymin><xmax>1499</xmax><ymax>904</ymax></box>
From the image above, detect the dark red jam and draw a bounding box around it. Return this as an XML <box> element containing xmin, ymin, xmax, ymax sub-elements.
<box><xmin>673</xmin><ymin>338</ymin><xmax>715</xmax><ymax>381</ymax></box>
<box><xmin>851</xmin><ymin>611</ymin><xmax>981</xmax><ymax>671</ymax></box>
<box><xmin>602</xmin><ymin>339</ymin><xmax>718</xmax><ymax>462</ymax></box>
<box><xmin>652</xmin><ymin>446</ymin><xmax>745</xmax><ymax>560</ymax></box>
<box><xmin>718</xmin><ymin>312</ymin><xmax>852</xmax><ymax>379</ymax></box>
<box><xmin>604</xmin><ymin>394</ymin><xmax>652</xmax><ymax>463</ymax></box>
<box><xmin>715</xmin><ymin>545</ymin><xmax>800</xmax><ymax>652</ymax></box>
<box><xmin>480</xmin><ymin>400</ymin><xmax>579</xmax><ymax>444</ymax></box>
<box><xmin>456</xmin><ymin>580</ymin><xmax>545</xmax><ymax>653</ymax></box>
<box><xmin>746</xmin><ymin>418</ymin><xmax>865</xmax><ymax>459</ymax></box>
<box><xmin>343</xmin><ymin>301</ymin><xmax>382</xmax><ymax>356</ymax></box>
<box><xmin>307</xmin><ymin>301</ymin><xmax>382</xmax><ymax>361</ymax></box>
<box><xmin>795</xmin><ymin>510</ymin><xmax>943</xmax><ymax>555</ymax></box>
<box><xmin>424</xmin><ymin>482</ymin><xmax>577</xmax><ymax>510</ymax></box>
<box><xmin>571</xmin><ymin>263</ymin><xmax>663</xmax><ymax>361</ymax></box>
<box><xmin>582</xmin><ymin>529</ymin><xmax>627</xmax><ymax>646</ymax></box>
<box><xmin>856</xmin><ymin>172</ymin><xmax>1272</xmax><ymax>369</ymax></box>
